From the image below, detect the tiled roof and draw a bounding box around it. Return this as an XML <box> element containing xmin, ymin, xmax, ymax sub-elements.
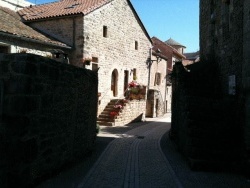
<box><xmin>165</xmin><ymin>38</ymin><xmax>186</xmax><ymax>48</ymax></box>
<box><xmin>152</xmin><ymin>37</ymin><xmax>186</xmax><ymax>59</ymax></box>
<box><xmin>18</xmin><ymin>0</ymin><xmax>112</xmax><ymax>21</ymax></box>
<box><xmin>152</xmin><ymin>50</ymin><xmax>168</xmax><ymax>61</ymax></box>
<box><xmin>0</xmin><ymin>6</ymin><xmax>69</xmax><ymax>48</ymax></box>
<box><xmin>184</xmin><ymin>51</ymin><xmax>199</xmax><ymax>60</ymax></box>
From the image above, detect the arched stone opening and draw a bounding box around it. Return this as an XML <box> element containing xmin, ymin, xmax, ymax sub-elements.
<box><xmin>111</xmin><ymin>69</ymin><xmax>118</xmax><ymax>97</ymax></box>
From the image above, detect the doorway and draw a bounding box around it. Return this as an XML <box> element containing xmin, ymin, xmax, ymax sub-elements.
<box><xmin>124</xmin><ymin>70</ymin><xmax>129</xmax><ymax>97</ymax></box>
<box><xmin>111</xmin><ymin>69</ymin><xmax>118</xmax><ymax>97</ymax></box>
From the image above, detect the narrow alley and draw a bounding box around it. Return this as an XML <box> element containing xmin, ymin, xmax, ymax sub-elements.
<box><xmin>37</xmin><ymin>114</ymin><xmax>249</xmax><ymax>188</ymax></box>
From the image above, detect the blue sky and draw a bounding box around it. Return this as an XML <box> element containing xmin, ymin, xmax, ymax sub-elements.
<box><xmin>29</xmin><ymin>0</ymin><xmax>199</xmax><ymax>53</ymax></box>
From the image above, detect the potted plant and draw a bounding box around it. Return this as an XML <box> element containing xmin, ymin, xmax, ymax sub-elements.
<box><xmin>127</xmin><ymin>80</ymin><xmax>146</xmax><ymax>100</ymax></box>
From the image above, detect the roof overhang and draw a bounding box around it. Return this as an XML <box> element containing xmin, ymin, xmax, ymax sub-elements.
<box><xmin>0</xmin><ymin>31</ymin><xmax>72</xmax><ymax>50</ymax></box>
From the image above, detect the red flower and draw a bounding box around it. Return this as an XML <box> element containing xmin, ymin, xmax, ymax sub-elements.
<box><xmin>128</xmin><ymin>81</ymin><xmax>138</xmax><ymax>88</ymax></box>
<box><xmin>110</xmin><ymin>111</ymin><xmax>118</xmax><ymax>117</ymax></box>
<box><xmin>114</xmin><ymin>104</ymin><xmax>123</xmax><ymax>109</ymax></box>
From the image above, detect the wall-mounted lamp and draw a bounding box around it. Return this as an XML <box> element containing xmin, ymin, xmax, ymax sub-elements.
<box><xmin>48</xmin><ymin>49</ymin><xmax>69</xmax><ymax>64</ymax></box>
<box><xmin>150</xmin><ymin>48</ymin><xmax>162</xmax><ymax>63</ymax></box>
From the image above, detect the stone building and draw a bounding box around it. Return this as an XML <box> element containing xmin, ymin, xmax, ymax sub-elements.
<box><xmin>150</xmin><ymin>37</ymin><xmax>185</xmax><ymax>115</ymax></box>
<box><xmin>183</xmin><ymin>51</ymin><xmax>200</xmax><ymax>66</ymax></box>
<box><xmin>171</xmin><ymin>0</ymin><xmax>250</xmax><ymax>171</ymax></box>
<box><xmin>18</xmin><ymin>0</ymin><xmax>152</xmax><ymax>124</ymax></box>
<box><xmin>146</xmin><ymin>47</ymin><xmax>168</xmax><ymax>117</ymax></box>
<box><xmin>0</xmin><ymin>6</ymin><xmax>70</xmax><ymax>61</ymax></box>
<box><xmin>165</xmin><ymin>38</ymin><xmax>186</xmax><ymax>68</ymax></box>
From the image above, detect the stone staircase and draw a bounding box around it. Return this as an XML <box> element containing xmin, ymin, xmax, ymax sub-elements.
<box><xmin>97</xmin><ymin>99</ymin><xmax>124</xmax><ymax>126</ymax></box>
<box><xmin>97</xmin><ymin>98</ymin><xmax>146</xmax><ymax>126</ymax></box>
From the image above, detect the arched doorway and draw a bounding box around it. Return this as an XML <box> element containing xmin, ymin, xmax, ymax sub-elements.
<box><xmin>111</xmin><ymin>69</ymin><xmax>118</xmax><ymax>97</ymax></box>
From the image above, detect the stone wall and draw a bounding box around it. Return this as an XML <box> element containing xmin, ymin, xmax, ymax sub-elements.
<box><xmin>200</xmin><ymin>0</ymin><xmax>243</xmax><ymax>95</ymax></box>
<box><xmin>114</xmin><ymin>100</ymin><xmax>146</xmax><ymax>126</ymax></box>
<box><xmin>29</xmin><ymin>16</ymin><xmax>84</xmax><ymax>67</ymax></box>
<box><xmin>200</xmin><ymin>0</ymin><xmax>249</xmax><ymax>168</ymax></box>
<box><xmin>146</xmin><ymin>90</ymin><xmax>165</xmax><ymax>118</ymax></box>
<box><xmin>148</xmin><ymin>57</ymin><xmax>169</xmax><ymax>114</ymax></box>
<box><xmin>171</xmin><ymin>61</ymin><xmax>245</xmax><ymax>170</ymax></box>
<box><xmin>0</xmin><ymin>54</ymin><xmax>98</xmax><ymax>187</ymax></box>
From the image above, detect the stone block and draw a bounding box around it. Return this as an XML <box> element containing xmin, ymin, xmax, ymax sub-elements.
<box><xmin>5</xmin><ymin>76</ymin><xmax>32</xmax><ymax>94</ymax></box>
<box><xmin>49</xmin><ymin>66</ymin><xmax>59</xmax><ymax>81</ymax></box>
<box><xmin>11</xmin><ymin>61</ymin><xmax>38</xmax><ymax>76</ymax></box>
<box><xmin>40</xmin><ymin>63</ymin><xmax>49</xmax><ymax>78</ymax></box>
<box><xmin>0</xmin><ymin>61</ymin><xmax>10</xmax><ymax>74</ymax></box>
<box><xmin>5</xmin><ymin>96</ymin><xmax>40</xmax><ymax>115</ymax></box>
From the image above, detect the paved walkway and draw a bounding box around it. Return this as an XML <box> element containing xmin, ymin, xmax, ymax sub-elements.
<box><xmin>78</xmin><ymin>114</ymin><xmax>181</xmax><ymax>188</ymax></box>
<box><xmin>37</xmin><ymin>114</ymin><xmax>250</xmax><ymax>188</ymax></box>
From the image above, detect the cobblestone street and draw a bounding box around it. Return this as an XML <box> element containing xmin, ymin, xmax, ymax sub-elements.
<box><xmin>37</xmin><ymin>114</ymin><xmax>250</xmax><ymax>188</ymax></box>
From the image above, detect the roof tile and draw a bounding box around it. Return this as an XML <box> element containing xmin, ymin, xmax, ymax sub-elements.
<box><xmin>152</xmin><ymin>37</ymin><xmax>186</xmax><ymax>59</ymax></box>
<box><xmin>0</xmin><ymin>6</ymin><xmax>69</xmax><ymax>48</ymax></box>
<box><xmin>18</xmin><ymin>0</ymin><xmax>112</xmax><ymax>21</ymax></box>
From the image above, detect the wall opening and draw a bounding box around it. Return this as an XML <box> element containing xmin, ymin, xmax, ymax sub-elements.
<box><xmin>111</xmin><ymin>69</ymin><xmax>118</xmax><ymax>97</ymax></box>
<box><xmin>135</xmin><ymin>41</ymin><xmax>138</xmax><ymax>50</ymax></box>
<box><xmin>103</xmin><ymin>26</ymin><xmax>108</xmax><ymax>38</ymax></box>
<box><xmin>124</xmin><ymin>70</ymin><xmax>129</xmax><ymax>96</ymax></box>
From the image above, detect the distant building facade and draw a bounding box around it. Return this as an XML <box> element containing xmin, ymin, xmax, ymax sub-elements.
<box><xmin>151</xmin><ymin>37</ymin><xmax>186</xmax><ymax>114</ymax></box>
<box><xmin>146</xmin><ymin>47</ymin><xmax>168</xmax><ymax>117</ymax></box>
<box><xmin>183</xmin><ymin>51</ymin><xmax>200</xmax><ymax>66</ymax></box>
<box><xmin>164</xmin><ymin>38</ymin><xmax>186</xmax><ymax>73</ymax></box>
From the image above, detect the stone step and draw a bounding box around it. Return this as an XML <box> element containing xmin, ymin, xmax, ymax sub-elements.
<box><xmin>97</xmin><ymin>121</ymin><xmax>114</xmax><ymax>126</ymax></box>
<box><xmin>105</xmin><ymin>106</ymin><xmax>121</xmax><ymax>111</ymax></box>
<box><xmin>97</xmin><ymin>98</ymin><xmax>132</xmax><ymax>126</ymax></box>
<box><xmin>110</xmin><ymin>99</ymin><xmax>121</xmax><ymax>103</ymax></box>
<box><xmin>98</xmin><ymin>114</ymin><xmax>110</xmax><ymax>118</ymax></box>
<box><xmin>100</xmin><ymin>109</ymin><xmax>121</xmax><ymax>116</ymax></box>
<box><xmin>97</xmin><ymin>117</ymin><xmax>115</xmax><ymax>122</ymax></box>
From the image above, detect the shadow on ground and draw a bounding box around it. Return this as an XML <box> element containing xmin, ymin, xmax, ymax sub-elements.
<box><xmin>161</xmin><ymin>130</ymin><xmax>250</xmax><ymax>188</ymax></box>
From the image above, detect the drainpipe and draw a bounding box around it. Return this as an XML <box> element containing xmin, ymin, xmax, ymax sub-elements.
<box><xmin>147</xmin><ymin>46</ymin><xmax>153</xmax><ymax>91</ymax></box>
<box><xmin>0</xmin><ymin>80</ymin><xmax>3</xmax><ymax>121</ymax></box>
<box><xmin>164</xmin><ymin>59</ymin><xmax>168</xmax><ymax>113</ymax></box>
<box><xmin>73</xmin><ymin>17</ymin><xmax>76</xmax><ymax>49</ymax></box>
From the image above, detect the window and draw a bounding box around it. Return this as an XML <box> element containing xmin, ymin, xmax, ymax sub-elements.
<box><xmin>103</xmin><ymin>26</ymin><xmax>108</xmax><ymax>37</ymax></box>
<box><xmin>92</xmin><ymin>57</ymin><xmax>98</xmax><ymax>71</ymax></box>
<box><xmin>133</xmin><ymin>68</ymin><xmax>137</xmax><ymax>80</ymax></box>
<box><xmin>154</xmin><ymin>72</ymin><xmax>162</xmax><ymax>86</ymax></box>
<box><xmin>92</xmin><ymin>57</ymin><xmax>98</xmax><ymax>63</ymax></box>
<box><xmin>135</xmin><ymin>41</ymin><xmax>138</xmax><ymax>50</ymax></box>
<box><xmin>92</xmin><ymin>63</ymin><xmax>98</xmax><ymax>71</ymax></box>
